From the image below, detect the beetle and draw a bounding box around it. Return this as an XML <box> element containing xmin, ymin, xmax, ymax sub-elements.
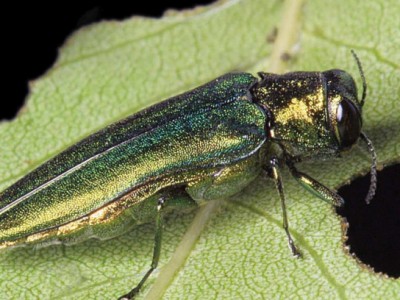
<box><xmin>0</xmin><ymin>52</ymin><xmax>377</xmax><ymax>299</ymax></box>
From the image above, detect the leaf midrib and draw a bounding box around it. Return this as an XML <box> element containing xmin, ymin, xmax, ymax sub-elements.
<box><xmin>145</xmin><ymin>0</ymin><xmax>305</xmax><ymax>298</ymax></box>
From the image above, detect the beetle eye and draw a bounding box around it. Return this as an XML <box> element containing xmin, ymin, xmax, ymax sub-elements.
<box><xmin>337</xmin><ymin>98</ymin><xmax>361</xmax><ymax>148</ymax></box>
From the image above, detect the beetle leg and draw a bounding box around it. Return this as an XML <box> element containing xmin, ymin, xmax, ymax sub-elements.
<box><xmin>287</xmin><ymin>162</ymin><xmax>344</xmax><ymax>207</ymax></box>
<box><xmin>267</xmin><ymin>157</ymin><xmax>301</xmax><ymax>258</ymax></box>
<box><xmin>118</xmin><ymin>196</ymin><xmax>166</xmax><ymax>300</ymax></box>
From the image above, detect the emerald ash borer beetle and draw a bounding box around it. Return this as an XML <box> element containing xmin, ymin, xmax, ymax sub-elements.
<box><xmin>0</xmin><ymin>51</ymin><xmax>377</xmax><ymax>299</ymax></box>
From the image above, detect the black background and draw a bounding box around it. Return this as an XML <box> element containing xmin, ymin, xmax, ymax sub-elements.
<box><xmin>338</xmin><ymin>164</ymin><xmax>400</xmax><ymax>278</ymax></box>
<box><xmin>1</xmin><ymin>1</ymin><xmax>214</xmax><ymax>120</ymax></box>
<box><xmin>1</xmin><ymin>0</ymin><xmax>399</xmax><ymax>280</ymax></box>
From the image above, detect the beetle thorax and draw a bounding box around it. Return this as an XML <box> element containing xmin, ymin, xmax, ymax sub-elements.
<box><xmin>251</xmin><ymin>72</ymin><xmax>339</xmax><ymax>158</ymax></box>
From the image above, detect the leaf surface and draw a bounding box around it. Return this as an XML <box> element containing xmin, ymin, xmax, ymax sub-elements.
<box><xmin>0</xmin><ymin>0</ymin><xmax>399</xmax><ymax>299</ymax></box>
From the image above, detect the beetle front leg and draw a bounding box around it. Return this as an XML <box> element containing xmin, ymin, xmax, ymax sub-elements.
<box><xmin>266</xmin><ymin>157</ymin><xmax>301</xmax><ymax>258</ymax></box>
<box><xmin>287</xmin><ymin>162</ymin><xmax>344</xmax><ymax>207</ymax></box>
<box><xmin>118</xmin><ymin>196</ymin><xmax>166</xmax><ymax>300</ymax></box>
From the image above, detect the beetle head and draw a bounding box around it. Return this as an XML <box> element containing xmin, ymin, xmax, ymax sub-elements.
<box><xmin>324</xmin><ymin>52</ymin><xmax>377</xmax><ymax>204</ymax></box>
<box><xmin>324</xmin><ymin>69</ymin><xmax>363</xmax><ymax>150</ymax></box>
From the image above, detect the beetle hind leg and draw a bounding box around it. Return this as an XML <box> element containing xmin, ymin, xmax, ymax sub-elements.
<box><xmin>118</xmin><ymin>195</ymin><xmax>165</xmax><ymax>300</ymax></box>
<box><xmin>118</xmin><ymin>189</ymin><xmax>195</xmax><ymax>300</ymax></box>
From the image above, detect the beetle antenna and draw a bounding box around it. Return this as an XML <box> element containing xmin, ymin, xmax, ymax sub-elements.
<box><xmin>360</xmin><ymin>131</ymin><xmax>377</xmax><ymax>204</ymax></box>
<box><xmin>351</xmin><ymin>50</ymin><xmax>367</xmax><ymax>107</ymax></box>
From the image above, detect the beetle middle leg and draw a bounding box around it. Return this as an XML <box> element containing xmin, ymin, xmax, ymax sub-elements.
<box><xmin>266</xmin><ymin>157</ymin><xmax>301</xmax><ymax>258</ymax></box>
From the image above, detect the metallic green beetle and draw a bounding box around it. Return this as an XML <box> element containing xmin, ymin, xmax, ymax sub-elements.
<box><xmin>0</xmin><ymin>53</ymin><xmax>377</xmax><ymax>299</ymax></box>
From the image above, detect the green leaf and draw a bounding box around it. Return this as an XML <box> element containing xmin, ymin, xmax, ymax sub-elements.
<box><xmin>1</xmin><ymin>0</ymin><xmax>399</xmax><ymax>299</ymax></box>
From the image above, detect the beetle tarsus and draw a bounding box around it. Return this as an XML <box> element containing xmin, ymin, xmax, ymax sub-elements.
<box><xmin>288</xmin><ymin>236</ymin><xmax>302</xmax><ymax>258</ymax></box>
